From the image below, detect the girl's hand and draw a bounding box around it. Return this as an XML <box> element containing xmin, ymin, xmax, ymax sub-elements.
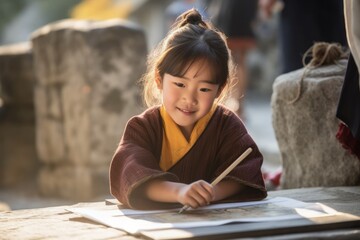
<box><xmin>177</xmin><ymin>180</ymin><xmax>214</xmax><ymax>209</ymax></box>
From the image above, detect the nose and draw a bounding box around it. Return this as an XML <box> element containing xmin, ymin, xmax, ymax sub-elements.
<box><xmin>182</xmin><ymin>88</ymin><xmax>198</xmax><ymax>105</ymax></box>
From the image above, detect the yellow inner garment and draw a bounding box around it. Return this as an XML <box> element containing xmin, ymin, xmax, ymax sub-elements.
<box><xmin>159</xmin><ymin>105</ymin><xmax>216</xmax><ymax>171</ymax></box>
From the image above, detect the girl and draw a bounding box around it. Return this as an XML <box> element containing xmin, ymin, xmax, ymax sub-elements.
<box><xmin>110</xmin><ymin>9</ymin><xmax>267</xmax><ymax>210</ymax></box>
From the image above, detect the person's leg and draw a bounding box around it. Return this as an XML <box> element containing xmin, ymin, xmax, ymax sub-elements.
<box><xmin>227</xmin><ymin>39</ymin><xmax>255</xmax><ymax>118</ymax></box>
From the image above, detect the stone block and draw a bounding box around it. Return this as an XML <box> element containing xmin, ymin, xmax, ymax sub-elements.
<box><xmin>271</xmin><ymin>59</ymin><xmax>360</xmax><ymax>188</ymax></box>
<box><xmin>0</xmin><ymin>42</ymin><xmax>34</xmax><ymax>107</ymax></box>
<box><xmin>0</xmin><ymin>42</ymin><xmax>38</xmax><ymax>187</ymax></box>
<box><xmin>37</xmin><ymin>165</ymin><xmax>108</xmax><ymax>200</ymax></box>
<box><xmin>0</xmin><ymin>122</ymin><xmax>38</xmax><ymax>187</ymax></box>
<box><xmin>31</xmin><ymin>19</ymin><xmax>147</xmax><ymax>199</ymax></box>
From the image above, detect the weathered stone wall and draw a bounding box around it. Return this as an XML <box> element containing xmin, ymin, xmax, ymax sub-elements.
<box><xmin>0</xmin><ymin>42</ymin><xmax>39</xmax><ymax>187</ymax></box>
<box><xmin>31</xmin><ymin>19</ymin><xmax>147</xmax><ymax>200</ymax></box>
<box><xmin>271</xmin><ymin>59</ymin><xmax>360</xmax><ymax>188</ymax></box>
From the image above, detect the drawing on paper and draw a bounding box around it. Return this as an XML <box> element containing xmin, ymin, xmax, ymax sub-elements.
<box><xmin>127</xmin><ymin>203</ymin><xmax>297</xmax><ymax>223</ymax></box>
<box><xmin>67</xmin><ymin>197</ymin><xmax>338</xmax><ymax>234</ymax></box>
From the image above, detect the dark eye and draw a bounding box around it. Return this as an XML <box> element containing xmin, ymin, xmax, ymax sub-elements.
<box><xmin>200</xmin><ymin>88</ymin><xmax>211</xmax><ymax>92</ymax></box>
<box><xmin>174</xmin><ymin>82</ymin><xmax>185</xmax><ymax>88</ymax></box>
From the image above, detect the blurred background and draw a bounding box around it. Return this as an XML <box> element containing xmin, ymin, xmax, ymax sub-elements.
<box><xmin>0</xmin><ymin>0</ymin><xmax>282</xmax><ymax>211</ymax></box>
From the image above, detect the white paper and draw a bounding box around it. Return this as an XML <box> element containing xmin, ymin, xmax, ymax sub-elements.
<box><xmin>67</xmin><ymin>197</ymin><xmax>339</xmax><ymax>235</ymax></box>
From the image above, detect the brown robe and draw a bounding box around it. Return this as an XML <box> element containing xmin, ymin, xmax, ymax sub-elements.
<box><xmin>110</xmin><ymin>105</ymin><xmax>267</xmax><ymax>209</ymax></box>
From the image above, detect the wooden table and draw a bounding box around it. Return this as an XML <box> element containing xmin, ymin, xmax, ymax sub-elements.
<box><xmin>1</xmin><ymin>186</ymin><xmax>360</xmax><ymax>239</ymax></box>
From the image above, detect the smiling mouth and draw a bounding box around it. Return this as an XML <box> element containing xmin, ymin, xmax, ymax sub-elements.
<box><xmin>177</xmin><ymin>107</ymin><xmax>196</xmax><ymax>114</ymax></box>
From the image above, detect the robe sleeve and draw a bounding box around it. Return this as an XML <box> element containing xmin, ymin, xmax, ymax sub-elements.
<box><xmin>109</xmin><ymin>111</ymin><xmax>179</xmax><ymax>209</ymax></box>
<box><xmin>212</xmin><ymin>109</ymin><xmax>267</xmax><ymax>202</ymax></box>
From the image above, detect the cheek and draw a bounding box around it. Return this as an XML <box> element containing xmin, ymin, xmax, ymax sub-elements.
<box><xmin>162</xmin><ymin>85</ymin><xmax>179</xmax><ymax>102</ymax></box>
<box><xmin>199</xmin><ymin>92</ymin><xmax>217</xmax><ymax>105</ymax></box>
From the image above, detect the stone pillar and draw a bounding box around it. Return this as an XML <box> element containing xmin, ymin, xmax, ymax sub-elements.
<box><xmin>31</xmin><ymin>19</ymin><xmax>147</xmax><ymax>200</ymax></box>
<box><xmin>0</xmin><ymin>42</ymin><xmax>38</xmax><ymax>187</ymax></box>
<box><xmin>271</xmin><ymin>59</ymin><xmax>360</xmax><ymax>188</ymax></box>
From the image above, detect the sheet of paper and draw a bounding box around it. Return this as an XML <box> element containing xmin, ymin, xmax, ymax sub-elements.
<box><xmin>67</xmin><ymin>197</ymin><xmax>340</xmax><ymax>235</ymax></box>
<box><xmin>72</xmin><ymin>197</ymin><xmax>290</xmax><ymax>217</ymax></box>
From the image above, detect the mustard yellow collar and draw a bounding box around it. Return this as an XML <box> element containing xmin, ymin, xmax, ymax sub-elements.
<box><xmin>159</xmin><ymin>105</ymin><xmax>216</xmax><ymax>171</ymax></box>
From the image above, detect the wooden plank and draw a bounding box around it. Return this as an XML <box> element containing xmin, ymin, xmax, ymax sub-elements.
<box><xmin>2</xmin><ymin>187</ymin><xmax>359</xmax><ymax>239</ymax></box>
<box><xmin>0</xmin><ymin>204</ymin><xmax>132</xmax><ymax>240</ymax></box>
<box><xmin>140</xmin><ymin>214</ymin><xmax>360</xmax><ymax>240</ymax></box>
<box><xmin>268</xmin><ymin>187</ymin><xmax>360</xmax><ymax>216</ymax></box>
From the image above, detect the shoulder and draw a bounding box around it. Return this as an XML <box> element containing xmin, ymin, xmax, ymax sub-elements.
<box><xmin>123</xmin><ymin>106</ymin><xmax>162</xmax><ymax>138</ymax></box>
<box><xmin>215</xmin><ymin>104</ymin><xmax>236</xmax><ymax>116</ymax></box>
<box><xmin>122</xmin><ymin>106</ymin><xmax>162</xmax><ymax>144</ymax></box>
<box><xmin>211</xmin><ymin>104</ymin><xmax>248</xmax><ymax>137</ymax></box>
<box><xmin>127</xmin><ymin>106</ymin><xmax>161</xmax><ymax>127</ymax></box>
<box><xmin>213</xmin><ymin>104</ymin><xmax>244</xmax><ymax>125</ymax></box>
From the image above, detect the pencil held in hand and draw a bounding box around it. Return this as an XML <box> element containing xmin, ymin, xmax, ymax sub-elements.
<box><xmin>178</xmin><ymin>147</ymin><xmax>253</xmax><ymax>214</ymax></box>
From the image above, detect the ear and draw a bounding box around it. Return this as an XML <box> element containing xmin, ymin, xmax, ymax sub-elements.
<box><xmin>155</xmin><ymin>70</ymin><xmax>163</xmax><ymax>90</ymax></box>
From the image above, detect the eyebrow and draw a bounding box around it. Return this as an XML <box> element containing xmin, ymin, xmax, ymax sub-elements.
<box><xmin>180</xmin><ymin>76</ymin><xmax>218</xmax><ymax>85</ymax></box>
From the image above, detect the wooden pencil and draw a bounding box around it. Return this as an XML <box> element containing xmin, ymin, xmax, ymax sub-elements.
<box><xmin>178</xmin><ymin>147</ymin><xmax>253</xmax><ymax>214</ymax></box>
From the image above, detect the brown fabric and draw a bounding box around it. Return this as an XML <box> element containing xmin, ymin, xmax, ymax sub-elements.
<box><xmin>109</xmin><ymin>105</ymin><xmax>267</xmax><ymax>210</ymax></box>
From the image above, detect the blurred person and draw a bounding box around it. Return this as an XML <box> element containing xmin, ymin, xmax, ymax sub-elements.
<box><xmin>258</xmin><ymin>0</ymin><xmax>347</xmax><ymax>74</ymax></box>
<box><xmin>211</xmin><ymin>0</ymin><xmax>259</xmax><ymax>117</ymax></box>
<box><xmin>109</xmin><ymin>9</ymin><xmax>267</xmax><ymax>210</ymax></box>
<box><xmin>336</xmin><ymin>0</ymin><xmax>360</xmax><ymax>160</ymax></box>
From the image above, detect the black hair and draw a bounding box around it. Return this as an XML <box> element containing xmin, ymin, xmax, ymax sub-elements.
<box><xmin>142</xmin><ymin>8</ymin><xmax>235</xmax><ymax>106</ymax></box>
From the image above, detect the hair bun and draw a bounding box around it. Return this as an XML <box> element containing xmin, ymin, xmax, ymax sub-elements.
<box><xmin>185</xmin><ymin>10</ymin><xmax>202</xmax><ymax>25</ymax></box>
<box><xmin>176</xmin><ymin>8</ymin><xmax>206</xmax><ymax>28</ymax></box>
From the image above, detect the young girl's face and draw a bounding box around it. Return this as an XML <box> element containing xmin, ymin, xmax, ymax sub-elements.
<box><xmin>158</xmin><ymin>60</ymin><xmax>221</xmax><ymax>138</ymax></box>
